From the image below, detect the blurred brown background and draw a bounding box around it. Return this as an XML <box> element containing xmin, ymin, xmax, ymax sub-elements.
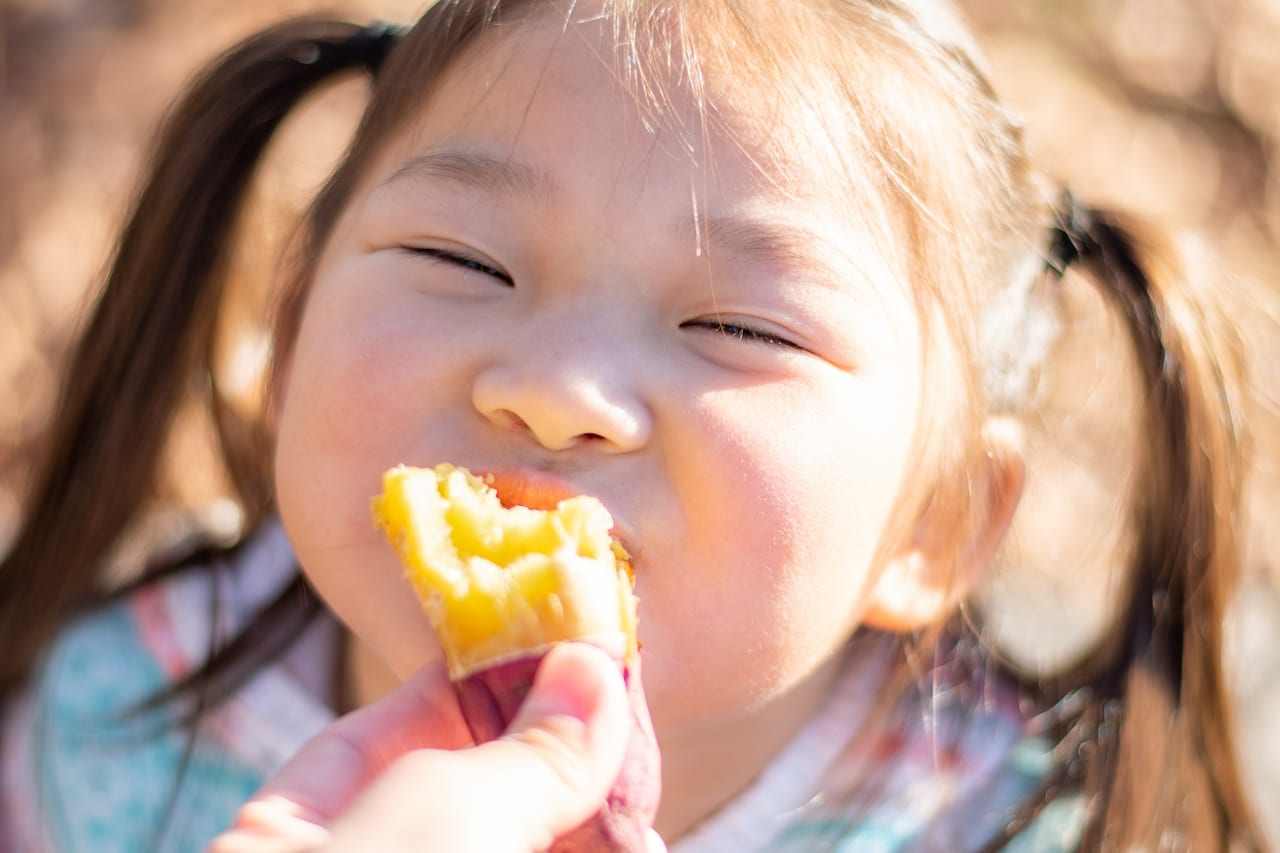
<box><xmin>1</xmin><ymin>0</ymin><xmax>1277</xmax><ymax>844</ymax></box>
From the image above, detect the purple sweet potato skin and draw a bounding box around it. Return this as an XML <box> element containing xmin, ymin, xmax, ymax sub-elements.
<box><xmin>454</xmin><ymin>650</ymin><xmax>661</xmax><ymax>852</ymax></box>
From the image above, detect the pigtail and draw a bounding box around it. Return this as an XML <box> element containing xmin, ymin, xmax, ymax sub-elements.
<box><xmin>0</xmin><ymin>19</ymin><xmax>403</xmax><ymax>703</ymax></box>
<box><xmin>1050</xmin><ymin>197</ymin><xmax>1262</xmax><ymax>849</ymax></box>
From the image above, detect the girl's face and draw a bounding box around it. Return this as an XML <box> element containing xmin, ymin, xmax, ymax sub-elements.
<box><xmin>275</xmin><ymin>14</ymin><xmax>922</xmax><ymax>745</ymax></box>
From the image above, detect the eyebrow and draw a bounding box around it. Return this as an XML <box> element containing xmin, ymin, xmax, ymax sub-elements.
<box><xmin>382</xmin><ymin>149</ymin><xmax>557</xmax><ymax>201</ymax></box>
<box><xmin>383</xmin><ymin>150</ymin><xmax>853</xmax><ymax>287</ymax></box>
<box><xmin>679</xmin><ymin>214</ymin><xmax>850</xmax><ymax>288</ymax></box>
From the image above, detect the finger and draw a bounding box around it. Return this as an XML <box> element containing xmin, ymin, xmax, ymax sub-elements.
<box><xmin>206</xmin><ymin>797</ymin><xmax>330</xmax><ymax>853</ymax></box>
<box><xmin>324</xmin><ymin>642</ymin><xmax>632</xmax><ymax>852</ymax></box>
<box><xmin>246</xmin><ymin>656</ymin><xmax>471</xmax><ymax>826</ymax></box>
<box><xmin>470</xmin><ymin>642</ymin><xmax>634</xmax><ymax>848</ymax></box>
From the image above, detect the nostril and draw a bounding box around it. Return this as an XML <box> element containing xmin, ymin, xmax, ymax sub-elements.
<box><xmin>491</xmin><ymin>409</ymin><xmax>531</xmax><ymax>432</ymax></box>
<box><xmin>490</xmin><ymin>412</ymin><xmax>604</xmax><ymax>446</ymax></box>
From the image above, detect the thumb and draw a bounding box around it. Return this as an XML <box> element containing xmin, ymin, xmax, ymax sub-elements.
<box><xmin>325</xmin><ymin>642</ymin><xmax>633</xmax><ymax>852</ymax></box>
<box><xmin>492</xmin><ymin>641</ymin><xmax>635</xmax><ymax>846</ymax></box>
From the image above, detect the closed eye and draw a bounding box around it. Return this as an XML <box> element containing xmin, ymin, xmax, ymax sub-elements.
<box><xmin>681</xmin><ymin>319</ymin><xmax>799</xmax><ymax>349</ymax></box>
<box><xmin>400</xmin><ymin>246</ymin><xmax>514</xmax><ymax>286</ymax></box>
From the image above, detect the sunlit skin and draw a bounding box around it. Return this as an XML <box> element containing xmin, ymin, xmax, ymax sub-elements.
<box><xmin>273</xmin><ymin>11</ymin><xmax>927</xmax><ymax>839</ymax></box>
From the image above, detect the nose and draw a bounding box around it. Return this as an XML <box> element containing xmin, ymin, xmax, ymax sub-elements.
<box><xmin>471</xmin><ymin>339</ymin><xmax>653</xmax><ymax>453</ymax></box>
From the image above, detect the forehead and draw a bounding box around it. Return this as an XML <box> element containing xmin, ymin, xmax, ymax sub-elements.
<box><xmin>379</xmin><ymin>7</ymin><xmax>877</xmax><ymax>217</ymax></box>
<box><xmin>360</xmin><ymin>7</ymin><xmax>909</xmax><ymax>296</ymax></box>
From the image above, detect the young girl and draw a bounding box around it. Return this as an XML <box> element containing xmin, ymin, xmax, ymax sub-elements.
<box><xmin>0</xmin><ymin>1</ymin><xmax>1267</xmax><ymax>850</ymax></box>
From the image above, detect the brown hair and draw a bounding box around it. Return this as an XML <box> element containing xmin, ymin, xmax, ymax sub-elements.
<box><xmin>1016</xmin><ymin>202</ymin><xmax>1260</xmax><ymax>849</ymax></box>
<box><xmin>0</xmin><ymin>1</ymin><xmax>1263</xmax><ymax>848</ymax></box>
<box><xmin>0</xmin><ymin>17</ymin><xmax>400</xmax><ymax>701</ymax></box>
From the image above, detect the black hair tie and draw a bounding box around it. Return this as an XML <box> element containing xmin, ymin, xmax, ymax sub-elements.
<box><xmin>1048</xmin><ymin>188</ymin><xmax>1090</xmax><ymax>275</ymax></box>
<box><xmin>1046</xmin><ymin>188</ymin><xmax>1153</xmax><ymax>303</ymax></box>
<box><xmin>349</xmin><ymin>20</ymin><xmax>408</xmax><ymax>75</ymax></box>
<box><xmin>287</xmin><ymin>21</ymin><xmax>406</xmax><ymax>75</ymax></box>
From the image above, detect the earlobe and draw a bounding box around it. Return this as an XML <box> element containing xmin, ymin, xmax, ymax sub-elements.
<box><xmin>863</xmin><ymin>418</ymin><xmax>1026</xmax><ymax>632</ymax></box>
<box><xmin>863</xmin><ymin>550</ymin><xmax>953</xmax><ymax>632</ymax></box>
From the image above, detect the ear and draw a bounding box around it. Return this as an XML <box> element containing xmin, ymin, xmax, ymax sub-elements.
<box><xmin>863</xmin><ymin>417</ymin><xmax>1026</xmax><ymax>632</ymax></box>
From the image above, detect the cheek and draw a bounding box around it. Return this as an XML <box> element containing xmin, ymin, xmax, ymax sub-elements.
<box><xmin>641</xmin><ymin>369</ymin><xmax>919</xmax><ymax>726</ymax></box>
<box><xmin>698</xmin><ymin>368</ymin><xmax>919</xmax><ymax>582</ymax></box>
<box><xmin>272</xmin><ymin>288</ymin><xmax>450</xmax><ymax>677</ymax></box>
<box><xmin>274</xmin><ymin>268</ymin><xmax>477</xmax><ymax>545</ymax></box>
<box><xmin>275</xmin><ymin>299</ymin><xmax>401</xmax><ymax>546</ymax></box>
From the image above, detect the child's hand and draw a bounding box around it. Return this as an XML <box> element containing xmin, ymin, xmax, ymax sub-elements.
<box><xmin>208</xmin><ymin>642</ymin><xmax>665</xmax><ymax>852</ymax></box>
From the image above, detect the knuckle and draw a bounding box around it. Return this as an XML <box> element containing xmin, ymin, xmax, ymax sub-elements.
<box><xmin>508</xmin><ymin>722</ymin><xmax>601</xmax><ymax>801</ymax></box>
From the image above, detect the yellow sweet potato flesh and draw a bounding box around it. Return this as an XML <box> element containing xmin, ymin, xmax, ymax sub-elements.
<box><xmin>371</xmin><ymin>464</ymin><xmax>637</xmax><ymax>679</ymax></box>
